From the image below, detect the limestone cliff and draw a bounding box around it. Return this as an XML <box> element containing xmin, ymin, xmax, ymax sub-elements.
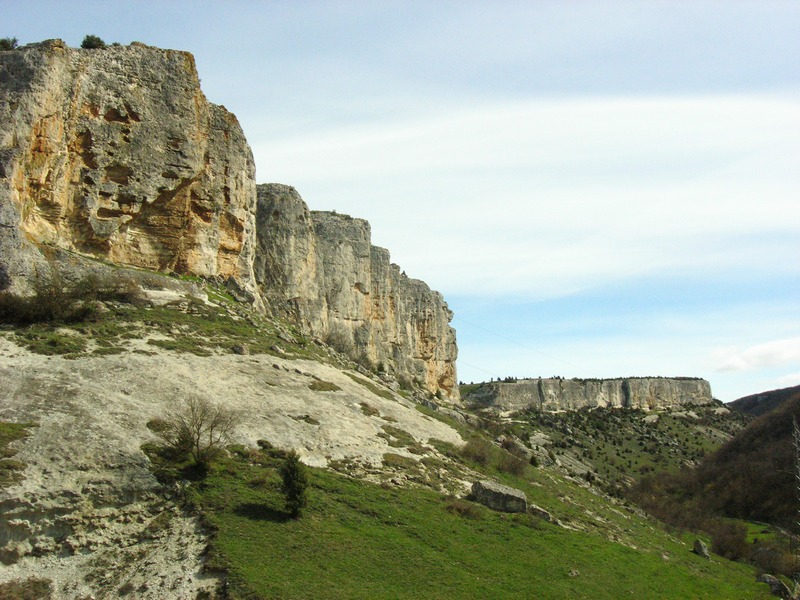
<box><xmin>0</xmin><ymin>41</ymin><xmax>459</xmax><ymax>400</ymax></box>
<box><xmin>0</xmin><ymin>40</ymin><xmax>259</xmax><ymax>301</ymax></box>
<box><xmin>465</xmin><ymin>377</ymin><xmax>713</xmax><ymax>412</ymax></box>
<box><xmin>255</xmin><ymin>183</ymin><xmax>459</xmax><ymax>401</ymax></box>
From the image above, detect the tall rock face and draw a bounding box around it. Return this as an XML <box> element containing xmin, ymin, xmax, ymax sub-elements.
<box><xmin>0</xmin><ymin>40</ymin><xmax>258</xmax><ymax>299</ymax></box>
<box><xmin>255</xmin><ymin>184</ymin><xmax>459</xmax><ymax>401</ymax></box>
<box><xmin>0</xmin><ymin>41</ymin><xmax>459</xmax><ymax>401</ymax></box>
<box><xmin>465</xmin><ymin>377</ymin><xmax>712</xmax><ymax>412</ymax></box>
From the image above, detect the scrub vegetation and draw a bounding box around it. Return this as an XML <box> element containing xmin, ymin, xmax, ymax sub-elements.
<box><xmin>175</xmin><ymin>442</ymin><xmax>767</xmax><ymax>599</ymax></box>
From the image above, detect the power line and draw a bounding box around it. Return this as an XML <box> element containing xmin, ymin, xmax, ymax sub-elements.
<box><xmin>455</xmin><ymin>315</ymin><xmax>583</xmax><ymax>372</ymax></box>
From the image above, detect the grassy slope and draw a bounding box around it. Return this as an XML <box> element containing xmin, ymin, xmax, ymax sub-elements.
<box><xmin>194</xmin><ymin>448</ymin><xmax>769</xmax><ymax>600</ymax></box>
<box><xmin>492</xmin><ymin>403</ymin><xmax>749</xmax><ymax>494</ymax></box>
<box><xmin>0</xmin><ymin>278</ymin><xmax>772</xmax><ymax>598</ymax></box>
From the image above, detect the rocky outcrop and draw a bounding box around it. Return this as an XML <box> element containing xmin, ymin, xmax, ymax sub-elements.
<box><xmin>0</xmin><ymin>42</ymin><xmax>459</xmax><ymax>400</ymax></box>
<box><xmin>692</xmin><ymin>539</ymin><xmax>710</xmax><ymax>560</ymax></box>
<box><xmin>757</xmin><ymin>574</ymin><xmax>795</xmax><ymax>600</ymax></box>
<box><xmin>466</xmin><ymin>377</ymin><xmax>713</xmax><ymax>412</ymax></box>
<box><xmin>255</xmin><ymin>183</ymin><xmax>459</xmax><ymax>401</ymax></box>
<box><xmin>0</xmin><ymin>40</ymin><xmax>259</xmax><ymax>300</ymax></box>
<box><xmin>471</xmin><ymin>480</ymin><xmax>527</xmax><ymax>513</ymax></box>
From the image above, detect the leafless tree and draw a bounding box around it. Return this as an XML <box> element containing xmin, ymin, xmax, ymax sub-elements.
<box><xmin>156</xmin><ymin>397</ymin><xmax>239</xmax><ymax>468</ymax></box>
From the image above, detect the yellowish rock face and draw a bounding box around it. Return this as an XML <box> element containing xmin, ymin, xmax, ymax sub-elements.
<box><xmin>3</xmin><ymin>41</ymin><xmax>257</xmax><ymax>290</ymax></box>
<box><xmin>0</xmin><ymin>41</ymin><xmax>458</xmax><ymax>402</ymax></box>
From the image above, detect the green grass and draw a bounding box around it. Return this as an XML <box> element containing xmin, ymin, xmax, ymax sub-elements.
<box><xmin>5</xmin><ymin>294</ymin><xmax>330</xmax><ymax>365</ymax></box>
<box><xmin>345</xmin><ymin>372</ymin><xmax>395</xmax><ymax>401</ymax></box>
<box><xmin>308</xmin><ymin>380</ymin><xmax>341</xmax><ymax>392</ymax></box>
<box><xmin>187</xmin><ymin>447</ymin><xmax>770</xmax><ymax>600</ymax></box>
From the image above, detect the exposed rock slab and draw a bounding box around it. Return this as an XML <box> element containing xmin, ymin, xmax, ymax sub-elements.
<box><xmin>757</xmin><ymin>574</ymin><xmax>794</xmax><ymax>600</ymax></box>
<box><xmin>471</xmin><ymin>480</ymin><xmax>527</xmax><ymax>513</ymax></box>
<box><xmin>0</xmin><ymin>332</ymin><xmax>463</xmax><ymax>596</ymax></box>
<box><xmin>692</xmin><ymin>538</ymin><xmax>710</xmax><ymax>560</ymax></box>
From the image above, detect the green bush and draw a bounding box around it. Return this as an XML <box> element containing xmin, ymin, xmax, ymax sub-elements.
<box><xmin>81</xmin><ymin>34</ymin><xmax>106</xmax><ymax>49</ymax></box>
<box><xmin>0</xmin><ymin>270</ymin><xmax>143</xmax><ymax>325</ymax></box>
<box><xmin>0</xmin><ymin>37</ymin><xmax>18</xmax><ymax>50</ymax></box>
<box><xmin>281</xmin><ymin>450</ymin><xmax>308</xmax><ymax>518</ymax></box>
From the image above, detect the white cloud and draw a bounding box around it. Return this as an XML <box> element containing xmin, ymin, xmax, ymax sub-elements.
<box><xmin>716</xmin><ymin>337</ymin><xmax>800</xmax><ymax>372</ymax></box>
<box><xmin>253</xmin><ymin>92</ymin><xmax>800</xmax><ymax>298</ymax></box>
<box><xmin>776</xmin><ymin>373</ymin><xmax>800</xmax><ymax>388</ymax></box>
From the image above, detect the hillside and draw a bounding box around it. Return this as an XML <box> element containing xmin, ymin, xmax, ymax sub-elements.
<box><xmin>0</xmin><ymin>38</ymin><xmax>781</xmax><ymax>599</ymax></box>
<box><xmin>651</xmin><ymin>390</ymin><xmax>800</xmax><ymax>528</ymax></box>
<box><xmin>729</xmin><ymin>385</ymin><xmax>800</xmax><ymax>418</ymax></box>
<box><xmin>0</xmin><ymin>280</ymin><xmax>773</xmax><ymax>598</ymax></box>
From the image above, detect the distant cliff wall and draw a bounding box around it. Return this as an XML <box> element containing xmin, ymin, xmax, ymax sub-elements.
<box><xmin>465</xmin><ymin>377</ymin><xmax>712</xmax><ymax>411</ymax></box>
<box><xmin>0</xmin><ymin>40</ymin><xmax>259</xmax><ymax>300</ymax></box>
<box><xmin>254</xmin><ymin>183</ymin><xmax>459</xmax><ymax>401</ymax></box>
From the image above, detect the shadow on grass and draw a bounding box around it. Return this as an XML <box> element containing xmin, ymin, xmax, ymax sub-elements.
<box><xmin>234</xmin><ymin>502</ymin><xmax>291</xmax><ymax>523</ymax></box>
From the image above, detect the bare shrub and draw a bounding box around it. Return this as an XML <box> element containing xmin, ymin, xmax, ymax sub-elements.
<box><xmin>752</xmin><ymin>540</ymin><xmax>799</xmax><ymax>578</ymax></box>
<box><xmin>445</xmin><ymin>497</ymin><xmax>482</xmax><ymax>520</ymax></box>
<box><xmin>325</xmin><ymin>324</ymin><xmax>353</xmax><ymax>357</ymax></box>
<box><xmin>500</xmin><ymin>437</ymin><xmax>527</xmax><ymax>458</ymax></box>
<box><xmin>0</xmin><ymin>269</ymin><xmax>143</xmax><ymax>325</ymax></box>
<box><xmin>154</xmin><ymin>397</ymin><xmax>239</xmax><ymax>470</ymax></box>
<box><xmin>72</xmin><ymin>272</ymin><xmax>144</xmax><ymax>305</ymax></box>
<box><xmin>708</xmin><ymin>520</ymin><xmax>750</xmax><ymax>561</ymax></box>
<box><xmin>460</xmin><ymin>437</ymin><xmax>493</xmax><ymax>466</ymax></box>
<box><xmin>497</xmin><ymin>452</ymin><xmax>527</xmax><ymax>477</ymax></box>
<box><xmin>0</xmin><ymin>576</ymin><xmax>53</xmax><ymax>599</ymax></box>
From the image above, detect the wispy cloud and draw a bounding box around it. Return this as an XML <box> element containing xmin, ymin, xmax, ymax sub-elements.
<box><xmin>776</xmin><ymin>373</ymin><xmax>800</xmax><ymax>388</ymax></box>
<box><xmin>716</xmin><ymin>338</ymin><xmax>800</xmax><ymax>372</ymax></box>
<box><xmin>254</xmin><ymin>92</ymin><xmax>800</xmax><ymax>299</ymax></box>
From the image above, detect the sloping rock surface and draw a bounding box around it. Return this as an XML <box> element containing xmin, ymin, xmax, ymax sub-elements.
<box><xmin>0</xmin><ymin>332</ymin><xmax>462</xmax><ymax>597</ymax></box>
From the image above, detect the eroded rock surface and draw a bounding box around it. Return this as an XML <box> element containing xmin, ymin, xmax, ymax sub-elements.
<box><xmin>255</xmin><ymin>183</ymin><xmax>459</xmax><ymax>401</ymax></box>
<box><xmin>0</xmin><ymin>40</ymin><xmax>258</xmax><ymax>300</ymax></box>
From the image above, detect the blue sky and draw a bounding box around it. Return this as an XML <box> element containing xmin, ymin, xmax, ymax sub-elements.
<box><xmin>4</xmin><ymin>1</ymin><xmax>799</xmax><ymax>402</ymax></box>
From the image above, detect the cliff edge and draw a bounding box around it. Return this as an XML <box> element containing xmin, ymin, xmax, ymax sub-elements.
<box><xmin>255</xmin><ymin>184</ymin><xmax>458</xmax><ymax>401</ymax></box>
<box><xmin>0</xmin><ymin>40</ymin><xmax>458</xmax><ymax>400</ymax></box>
<box><xmin>0</xmin><ymin>39</ymin><xmax>258</xmax><ymax>300</ymax></box>
<box><xmin>465</xmin><ymin>377</ymin><xmax>713</xmax><ymax>412</ymax></box>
